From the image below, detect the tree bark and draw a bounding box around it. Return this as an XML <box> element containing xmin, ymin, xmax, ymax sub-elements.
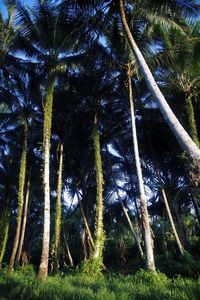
<box><xmin>117</xmin><ymin>191</ymin><xmax>144</xmax><ymax>259</ymax></box>
<box><xmin>16</xmin><ymin>168</ymin><xmax>31</xmax><ymax>264</ymax></box>
<box><xmin>38</xmin><ymin>74</ymin><xmax>55</xmax><ymax>280</ymax></box>
<box><xmin>52</xmin><ymin>142</ymin><xmax>64</xmax><ymax>272</ymax></box>
<box><xmin>161</xmin><ymin>189</ymin><xmax>184</xmax><ymax>255</ymax></box>
<box><xmin>127</xmin><ymin>63</ymin><xmax>155</xmax><ymax>271</ymax></box>
<box><xmin>119</xmin><ymin>0</ymin><xmax>200</xmax><ymax>161</ymax></box>
<box><xmin>0</xmin><ymin>186</ymin><xmax>10</xmax><ymax>266</ymax></box>
<box><xmin>8</xmin><ymin>122</ymin><xmax>28</xmax><ymax>273</ymax></box>
<box><xmin>93</xmin><ymin>114</ymin><xmax>105</xmax><ymax>263</ymax></box>
<box><xmin>62</xmin><ymin>230</ymin><xmax>74</xmax><ymax>267</ymax></box>
<box><xmin>77</xmin><ymin>192</ymin><xmax>94</xmax><ymax>251</ymax></box>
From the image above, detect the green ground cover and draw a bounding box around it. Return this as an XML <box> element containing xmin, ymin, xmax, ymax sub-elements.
<box><xmin>0</xmin><ymin>266</ymin><xmax>199</xmax><ymax>300</ymax></box>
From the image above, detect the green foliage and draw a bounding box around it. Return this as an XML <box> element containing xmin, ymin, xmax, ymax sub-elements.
<box><xmin>0</xmin><ymin>267</ymin><xmax>199</xmax><ymax>300</ymax></box>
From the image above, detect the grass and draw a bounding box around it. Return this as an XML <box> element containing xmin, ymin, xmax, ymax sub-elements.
<box><xmin>0</xmin><ymin>265</ymin><xmax>199</xmax><ymax>300</ymax></box>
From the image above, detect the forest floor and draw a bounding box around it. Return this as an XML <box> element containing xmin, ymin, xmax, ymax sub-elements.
<box><xmin>0</xmin><ymin>266</ymin><xmax>199</xmax><ymax>300</ymax></box>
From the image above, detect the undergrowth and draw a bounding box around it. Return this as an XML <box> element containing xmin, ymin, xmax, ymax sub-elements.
<box><xmin>0</xmin><ymin>265</ymin><xmax>199</xmax><ymax>300</ymax></box>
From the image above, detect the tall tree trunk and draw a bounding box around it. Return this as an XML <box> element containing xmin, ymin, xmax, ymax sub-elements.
<box><xmin>0</xmin><ymin>186</ymin><xmax>10</xmax><ymax>266</ymax></box>
<box><xmin>38</xmin><ymin>74</ymin><xmax>55</xmax><ymax>280</ymax></box>
<box><xmin>77</xmin><ymin>192</ymin><xmax>94</xmax><ymax>251</ymax></box>
<box><xmin>127</xmin><ymin>63</ymin><xmax>155</xmax><ymax>271</ymax></box>
<box><xmin>16</xmin><ymin>168</ymin><xmax>31</xmax><ymax>264</ymax></box>
<box><xmin>92</xmin><ymin>114</ymin><xmax>105</xmax><ymax>264</ymax></box>
<box><xmin>117</xmin><ymin>191</ymin><xmax>144</xmax><ymax>259</ymax></box>
<box><xmin>52</xmin><ymin>142</ymin><xmax>64</xmax><ymax>272</ymax></box>
<box><xmin>119</xmin><ymin>0</ymin><xmax>200</xmax><ymax>161</ymax></box>
<box><xmin>161</xmin><ymin>189</ymin><xmax>184</xmax><ymax>255</ymax></box>
<box><xmin>8</xmin><ymin>122</ymin><xmax>28</xmax><ymax>273</ymax></box>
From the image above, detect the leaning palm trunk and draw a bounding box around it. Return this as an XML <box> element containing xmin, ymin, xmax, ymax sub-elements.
<box><xmin>62</xmin><ymin>229</ymin><xmax>74</xmax><ymax>267</ymax></box>
<box><xmin>127</xmin><ymin>64</ymin><xmax>155</xmax><ymax>271</ymax></box>
<box><xmin>38</xmin><ymin>74</ymin><xmax>55</xmax><ymax>280</ymax></box>
<box><xmin>117</xmin><ymin>191</ymin><xmax>144</xmax><ymax>259</ymax></box>
<box><xmin>161</xmin><ymin>189</ymin><xmax>184</xmax><ymax>255</ymax></box>
<box><xmin>77</xmin><ymin>192</ymin><xmax>95</xmax><ymax>252</ymax></box>
<box><xmin>119</xmin><ymin>0</ymin><xmax>200</xmax><ymax>161</ymax></box>
<box><xmin>8</xmin><ymin>122</ymin><xmax>28</xmax><ymax>273</ymax></box>
<box><xmin>16</xmin><ymin>168</ymin><xmax>31</xmax><ymax>264</ymax></box>
<box><xmin>92</xmin><ymin>114</ymin><xmax>105</xmax><ymax>265</ymax></box>
<box><xmin>0</xmin><ymin>186</ymin><xmax>10</xmax><ymax>266</ymax></box>
<box><xmin>52</xmin><ymin>142</ymin><xmax>64</xmax><ymax>272</ymax></box>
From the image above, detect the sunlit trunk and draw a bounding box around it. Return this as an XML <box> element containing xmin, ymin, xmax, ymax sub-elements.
<box><xmin>38</xmin><ymin>74</ymin><xmax>55</xmax><ymax>280</ymax></box>
<box><xmin>127</xmin><ymin>63</ymin><xmax>155</xmax><ymax>271</ymax></box>
<box><xmin>16</xmin><ymin>168</ymin><xmax>31</xmax><ymax>264</ymax></box>
<box><xmin>8</xmin><ymin>122</ymin><xmax>28</xmax><ymax>273</ymax></box>
<box><xmin>52</xmin><ymin>142</ymin><xmax>64</xmax><ymax>272</ymax></box>
<box><xmin>62</xmin><ymin>230</ymin><xmax>74</xmax><ymax>267</ymax></box>
<box><xmin>93</xmin><ymin>114</ymin><xmax>105</xmax><ymax>264</ymax></box>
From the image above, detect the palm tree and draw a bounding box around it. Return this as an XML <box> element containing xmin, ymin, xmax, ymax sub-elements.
<box><xmin>119</xmin><ymin>0</ymin><xmax>200</xmax><ymax>161</ymax></box>
<box><xmin>15</xmin><ymin>0</ymin><xmax>94</xmax><ymax>279</ymax></box>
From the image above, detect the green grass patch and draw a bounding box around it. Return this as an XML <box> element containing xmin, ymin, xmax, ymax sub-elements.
<box><xmin>0</xmin><ymin>265</ymin><xmax>199</xmax><ymax>299</ymax></box>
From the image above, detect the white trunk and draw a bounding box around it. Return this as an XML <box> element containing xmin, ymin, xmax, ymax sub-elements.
<box><xmin>127</xmin><ymin>64</ymin><xmax>155</xmax><ymax>271</ymax></box>
<box><xmin>119</xmin><ymin>0</ymin><xmax>200</xmax><ymax>160</ymax></box>
<box><xmin>161</xmin><ymin>189</ymin><xmax>184</xmax><ymax>255</ymax></box>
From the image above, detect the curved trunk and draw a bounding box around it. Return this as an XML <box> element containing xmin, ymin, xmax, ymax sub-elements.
<box><xmin>8</xmin><ymin>123</ymin><xmax>28</xmax><ymax>273</ymax></box>
<box><xmin>38</xmin><ymin>74</ymin><xmax>55</xmax><ymax>280</ymax></box>
<box><xmin>62</xmin><ymin>230</ymin><xmax>74</xmax><ymax>267</ymax></box>
<box><xmin>93</xmin><ymin>114</ymin><xmax>105</xmax><ymax>263</ymax></box>
<box><xmin>0</xmin><ymin>186</ymin><xmax>10</xmax><ymax>266</ymax></box>
<box><xmin>127</xmin><ymin>63</ymin><xmax>155</xmax><ymax>271</ymax></box>
<box><xmin>161</xmin><ymin>189</ymin><xmax>184</xmax><ymax>255</ymax></box>
<box><xmin>16</xmin><ymin>168</ymin><xmax>31</xmax><ymax>264</ymax></box>
<box><xmin>52</xmin><ymin>142</ymin><xmax>64</xmax><ymax>272</ymax></box>
<box><xmin>119</xmin><ymin>0</ymin><xmax>200</xmax><ymax>161</ymax></box>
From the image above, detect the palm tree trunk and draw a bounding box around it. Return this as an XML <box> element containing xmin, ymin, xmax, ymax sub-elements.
<box><xmin>0</xmin><ymin>186</ymin><xmax>10</xmax><ymax>266</ymax></box>
<box><xmin>117</xmin><ymin>191</ymin><xmax>144</xmax><ymax>259</ymax></box>
<box><xmin>62</xmin><ymin>230</ymin><xmax>74</xmax><ymax>267</ymax></box>
<box><xmin>38</xmin><ymin>74</ymin><xmax>55</xmax><ymax>280</ymax></box>
<box><xmin>127</xmin><ymin>63</ymin><xmax>155</xmax><ymax>271</ymax></box>
<box><xmin>16</xmin><ymin>168</ymin><xmax>31</xmax><ymax>264</ymax></box>
<box><xmin>161</xmin><ymin>189</ymin><xmax>184</xmax><ymax>255</ymax></box>
<box><xmin>8</xmin><ymin>122</ymin><xmax>28</xmax><ymax>273</ymax></box>
<box><xmin>77</xmin><ymin>192</ymin><xmax>95</xmax><ymax>251</ymax></box>
<box><xmin>52</xmin><ymin>142</ymin><xmax>64</xmax><ymax>272</ymax></box>
<box><xmin>119</xmin><ymin>0</ymin><xmax>200</xmax><ymax>161</ymax></box>
<box><xmin>92</xmin><ymin>114</ymin><xmax>105</xmax><ymax>264</ymax></box>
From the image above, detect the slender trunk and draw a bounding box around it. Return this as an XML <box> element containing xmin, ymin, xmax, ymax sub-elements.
<box><xmin>119</xmin><ymin>0</ymin><xmax>200</xmax><ymax>161</ymax></box>
<box><xmin>77</xmin><ymin>193</ymin><xmax>94</xmax><ymax>251</ymax></box>
<box><xmin>0</xmin><ymin>186</ymin><xmax>10</xmax><ymax>266</ymax></box>
<box><xmin>62</xmin><ymin>230</ymin><xmax>74</xmax><ymax>267</ymax></box>
<box><xmin>8</xmin><ymin>123</ymin><xmax>28</xmax><ymax>273</ymax></box>
<box><xmin>117</xmin><ymin>191</ymin><xmax>144</xmax><ymax>259</ymax></box>
<box><xmin>16</xmin><ymin>168</ymin><xmax>31</xmax><ymax>264</ymax></box>
<box><xmin>52</xmin><ymin>142</ymin><xmax>64</xmax><ymax>272</ymax></box>
<box><xmin>127</xmin><ymin>63</ymin><xmax>155</xmax><ymax>271</ymax></box>
<box><xmin>38</xmin><ymin>74</ymin><xmax>55</xmax><ymax>280</ymax></box>
<box><xmin>93</xmin><ymin>114</ymin><xmax>105</xmax><ymax>262</ymax></box>
<box><xmin>161</xmin><ymin>189</ymin><xmax>184</xmax><ymax>255</ymax></box>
